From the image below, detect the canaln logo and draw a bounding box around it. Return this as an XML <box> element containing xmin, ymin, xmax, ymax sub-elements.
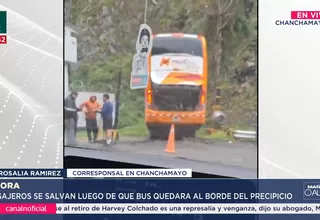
<box><xmin>303</xmin><ymin>182</ymin><xmax>320</xmax><ymax>200</ymax></box>
<box><xmin>276</xmin><ymin>11</ymin><xmax>320</xmax><ymax>26</ymax></box>
<box><xmin>0</xmin><ymin>11</ymin><xmax>7</xmax><ymax>33</ymax></box>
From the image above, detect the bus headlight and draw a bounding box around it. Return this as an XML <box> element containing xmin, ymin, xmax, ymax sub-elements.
<box><xmin>213</xmin><ymin>111</ymin><xmax>226</xmax><ymax>125</ymax></box>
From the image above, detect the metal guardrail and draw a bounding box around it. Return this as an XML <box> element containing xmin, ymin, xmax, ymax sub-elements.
<box><xmin>232</xmin><ymin>130</ymin><xmax>256</xmax><ymax>140</ymax></box>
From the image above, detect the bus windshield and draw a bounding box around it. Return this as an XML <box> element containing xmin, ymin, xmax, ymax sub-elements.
<box><xmin>151</xmin><ymin>37</ymin><xmax>203</xmax><ymax>57</ymax></box>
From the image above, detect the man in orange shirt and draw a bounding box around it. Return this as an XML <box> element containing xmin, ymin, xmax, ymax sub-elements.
<box><xmin>80</xmin><ymin>96</ymin><xmax>101</xmax><ymax>143</ymax></box>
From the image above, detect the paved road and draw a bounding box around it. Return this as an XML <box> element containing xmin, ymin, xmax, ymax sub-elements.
<box><xmin>0</xmin><ymin>3</ymin><xmax>63</xmax><ymax>168</ymax></box>
<box><xmin>65</xmin><ymin>138</ymin><xmax>257</xmax><ymax>178</ymax></box>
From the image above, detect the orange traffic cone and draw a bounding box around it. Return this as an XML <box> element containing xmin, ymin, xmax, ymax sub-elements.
<box><xmin>165</xmin><ymin>124</ymin><xmax>175</xmax><ymax>153</ymax></box>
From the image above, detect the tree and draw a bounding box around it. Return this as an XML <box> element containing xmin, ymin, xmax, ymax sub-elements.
<box><xmin>70</xmin><ymin>0</ymin><xmax>257</xmax><ymax>129</ymax></box>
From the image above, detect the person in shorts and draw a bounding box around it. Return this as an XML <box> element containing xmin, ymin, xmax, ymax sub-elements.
<box><xmin>101</xmin><ymin>94</ymin><xmax>113</xmax><ymax>144</ymax></box>
<box><xmin>80</xmin><ymin>96</ymin><xmax>101</xmax><ymax>143</ymax></box>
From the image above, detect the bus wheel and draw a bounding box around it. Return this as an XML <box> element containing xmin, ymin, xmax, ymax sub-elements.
<box><xmin>189</xmin><ymin>131</ymin><xmax>196</xmax><ymax>138</ymax></box>
<box><xmin>148</xmin><ymin>130</ymin><xmax>160</xmax><ymax>140</ymax></box>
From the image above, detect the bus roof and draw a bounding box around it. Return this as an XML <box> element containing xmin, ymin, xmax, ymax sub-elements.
<box><xmin>153</xmin><ymin>33</ymin><xmax>202</xmax><ymax>39</ymax></box>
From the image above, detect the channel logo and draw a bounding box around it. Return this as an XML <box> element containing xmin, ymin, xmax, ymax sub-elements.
<box><xmin>0</xmin><ymin>11</ymin><xmax>7</xmax><ymax>44</ymax></box>
<box><xmin>303</xmin><ymin>182</ymin><xmax>320</xmax><ymax>200</ymax></box>
<box><xmin>275</xmin><ymin>11</ymin><xmax>320</xmax><ymax>26</ymax></box>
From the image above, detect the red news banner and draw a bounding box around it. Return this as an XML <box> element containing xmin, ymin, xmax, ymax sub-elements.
<box><xmin>291</xmin><ymin>11</ymin><xmax>320</xmax><ymax>19</ymax></box>
<box><xmin>0</xmin><ymin>35</ymin><xmax>6</xmax><ymax>44</ymax></box>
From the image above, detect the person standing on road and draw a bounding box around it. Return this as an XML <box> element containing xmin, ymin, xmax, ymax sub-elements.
<box><xmin>64</xmin><ymin>91</ymin><xmax>81</xmax><ymax>146</ymax></box>
<box><xmin>80</xmin><ymin>96</ymin><xmax>101</xmax><ymax>143</ymax></box>
<box><xmin>101</xmin><ymin>94</ymin><xmax>113</xmax><ymax>145</ymax></box>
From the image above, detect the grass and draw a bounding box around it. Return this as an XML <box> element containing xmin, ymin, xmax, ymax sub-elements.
<box><xmin>76</xmin><ymin>121</ymin><xmax>233</xmax><ymax>141</ymax></box>
<box><xmin>196</xmin><ymin>129</ymin><xmax>231</xmax><ymax>141</ymax></box>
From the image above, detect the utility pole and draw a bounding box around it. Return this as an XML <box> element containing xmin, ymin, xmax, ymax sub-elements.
<box><xmin>211</xmin><ymin>0</ymin><xmax>233</xmax><ymax>129</ymax></box>
<box><xmin>65</xmin><ymin>0</ymin><xmax>72</xmax><ymax>23</ymax></box>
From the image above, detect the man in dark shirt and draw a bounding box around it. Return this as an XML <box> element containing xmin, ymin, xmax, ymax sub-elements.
<box><xmin>64</xmin><ymin>91</ymin><xmax>82</xmax><ymax>146</ymax></box>
<box><xmin>101</xmin><ymin>94</ymin><xmax>113</xmax><ymax>144</ymax></box>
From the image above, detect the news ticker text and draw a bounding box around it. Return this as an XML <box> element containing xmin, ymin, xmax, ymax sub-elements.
<box><xmin>0</xmin><ymin>203</ymin><xmax>320</xmax><ymax>214</ymax></box>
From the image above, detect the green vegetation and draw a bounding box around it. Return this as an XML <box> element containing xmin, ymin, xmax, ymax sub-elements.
<box><xmin>68</xmin><ymin>0</ymin><xmax>257</xmax><ymax>137</ymax></box>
